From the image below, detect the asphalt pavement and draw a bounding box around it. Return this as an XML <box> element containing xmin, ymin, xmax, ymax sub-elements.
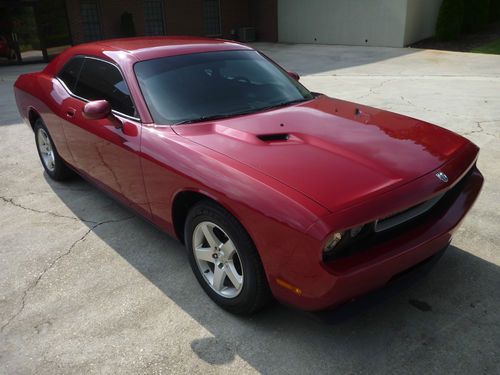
<box><xmin>0</xmin><ymin>44</ymin><xmax>499</xmax><ymax>374</ymax></box>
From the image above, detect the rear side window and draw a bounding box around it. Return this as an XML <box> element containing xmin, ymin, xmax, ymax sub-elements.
<box><xmin>58</xmin><ymin>57</ymin><xmax>84</xmax><ymax>92</ymax></box>
<box><xmin>73</xmin><ymin>58</ymin><xmax>136</xmax><ymax>117</ymax></box>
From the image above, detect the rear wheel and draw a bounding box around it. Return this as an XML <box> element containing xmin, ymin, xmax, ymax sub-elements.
<box><xmin>185</xmin><ymin>200</ymin><xmax>272</xmax><ymax>314</ymax></box>
<box><xmin>34</xmin><ymin>118</ymin><xmax>71</xmax><ymax>181</ymax></box>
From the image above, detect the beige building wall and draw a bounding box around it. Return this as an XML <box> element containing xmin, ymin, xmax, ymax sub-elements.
<box><xmin>278</xmin><ymin>0</ymin><xmax>443</xmax><ymax>48</ymax></box>
<box><xmin>404</xmin><ymin>0</ymin><xmax>443</xmax><ymax>45</ymax></box>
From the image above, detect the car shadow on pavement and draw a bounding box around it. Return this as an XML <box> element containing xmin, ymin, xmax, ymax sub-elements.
<box><xmin>46</xmin><ymin>175</ymin><xmax>500</xmax><ymax>374</ymax></box>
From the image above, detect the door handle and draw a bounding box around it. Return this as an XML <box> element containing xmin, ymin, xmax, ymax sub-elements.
<box><xmin>66</xmin><ymin>108</ymin><xmax>76</xmax><ymax>118</ymax></box>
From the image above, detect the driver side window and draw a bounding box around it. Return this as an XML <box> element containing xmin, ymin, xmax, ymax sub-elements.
<box><xmin>58</xmin><ymin>56</ymin><xmax>84</xmax><ymax>92</ymax></box>
<box><xmin>73</xmin><ymin>57</ymin><xmax>137</xmax><ymax>118</ymax></box>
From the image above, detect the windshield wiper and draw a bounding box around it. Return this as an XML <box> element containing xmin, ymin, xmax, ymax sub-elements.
<box><xmin>174</xmin><ymin>98</ymin><xmax>311</xmax><ymax>125</ymax></box>
<box><xmin>254</xmin><ymin>98</ymin><xmax>310</xmax><ymax>113</ymax></box>
<box><xmin>174</xmin><ymin>113</ymin><xmax>239</xmax><ymax>125</ymax></box>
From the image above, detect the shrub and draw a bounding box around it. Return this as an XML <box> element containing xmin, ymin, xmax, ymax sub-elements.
<box><xmin>462</xmin><ymin>0</ymin><xmax>490</xmax><ymax>32</ymax></box>
<box><xmin>436</xmin><ymin>0</ymin><xmax>465</xmax><ymax>41</ymax></box>
<box><xmin>490</xmin><ymin>0</ymin><xmax>500</xmax><ymax>22</ymax></box>
<box><xmin>120</xmin><ymin>11</ymin><xmax>136</xmax><ymax>37</ymax></box>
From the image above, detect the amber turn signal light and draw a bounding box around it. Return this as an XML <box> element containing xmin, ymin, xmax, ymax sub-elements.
<box><xmin>276</xmin><ymin>278</ymin><xmax>303</xmax><ymax>296</ymax></box>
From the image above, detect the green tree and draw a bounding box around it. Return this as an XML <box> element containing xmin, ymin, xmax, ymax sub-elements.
<box><xmin>463</xmin><ymin>0</ymin><xmax>490</xmax><ymax>32</ymax></box>
<box><xmin>490</xmin><ymin>0</ymin><xmax>500</xmax><ymax>22</ymax></box>
<box><xmin>436</xmin><ymin>0</ymin><xmax>465</xmax><ymax>41</ymax></box>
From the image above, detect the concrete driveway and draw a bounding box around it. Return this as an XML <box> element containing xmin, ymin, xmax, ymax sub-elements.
<box><xmin>1</xmin><ymin>44</ymin><xmax>499</xmax><ymax>374</ymax></box>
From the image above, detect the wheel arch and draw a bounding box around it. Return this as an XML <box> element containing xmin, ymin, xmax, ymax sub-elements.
<box><xmin>172</xmin><ymin>190</ymin><xmax>213</xmax><ymax>244</ymax></box>
<box><xmin>27</xmin><ymin>107</ymin><xmax>41</xmax><ymax>131</ymax></box>
<box><xmin>171</xmin><ymin>189</ymin><xmax>249</xmax><ymax>245</ymax></box>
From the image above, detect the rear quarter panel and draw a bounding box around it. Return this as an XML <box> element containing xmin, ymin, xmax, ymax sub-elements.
<box><xmin>14</xmin><ymin>72</ymin><xmax>74</xmax><ymax>165</ymax></box>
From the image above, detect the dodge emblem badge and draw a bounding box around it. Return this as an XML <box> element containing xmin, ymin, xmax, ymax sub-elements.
<box><xmin>436</xmin><ymin>172</ymin><xmax>449</xmax><ymax>183</ymax></box>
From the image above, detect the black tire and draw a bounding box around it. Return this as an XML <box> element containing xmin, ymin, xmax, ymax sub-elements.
<box><xmin>33</xmin><ymin>118</ymin><xmax>72</xmax><ymax>181</ymax></box>
<box><xmin>185</xmin><ymin>200</ymin><xmax>272</xmax><ymax>315</ymax></box>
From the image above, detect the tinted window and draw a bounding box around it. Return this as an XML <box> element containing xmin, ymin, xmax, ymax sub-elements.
<box><xmin>134</xmin><ymin>50</ymin><xmax>312</xmax><ymax>124</ymax></box>
<box><xmin>74</xmin><ymin>58</ymin><xmax>136</xmax><ymax>117</ymax></box>
<box><xmin>58</xmin><ymin>57</ymin><xmax>84</xmax><ymax>92</ymax></box>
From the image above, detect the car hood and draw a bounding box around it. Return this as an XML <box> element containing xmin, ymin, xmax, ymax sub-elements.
<box><xmin>173</xmin><ymin>95</ymin><xmax>471</xmax><ymax>211</ymax></box>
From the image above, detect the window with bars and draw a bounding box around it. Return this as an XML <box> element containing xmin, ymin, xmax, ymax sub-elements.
<box><xmin>144</xmin><ymin>0</ymin><xmax>165</xmax><ymax>36</ymax></box>
<box><xmin>80</xmin><ymin>1</ymin><xmax>102</xmax><ymax>42</ymax></box>
<box><xmin>203</xmin><ymin>0</ymin><xmax>221</xmax><ymax>36</ymax></box>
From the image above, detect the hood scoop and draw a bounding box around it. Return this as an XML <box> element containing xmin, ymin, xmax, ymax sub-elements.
<box><xmin>257</xmin><ymin>133</ymin><xmax>290</xmax><ymax>142</ymax></box>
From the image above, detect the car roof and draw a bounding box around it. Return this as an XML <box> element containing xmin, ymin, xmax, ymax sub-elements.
<box><xmin>94</xmin><ymin>36</ymin><xmax>252</xmax><ymax>61</ymax></box>
<box><xmin>44</xmin><ymin>36</ymin><xmax>254</xmax><ymax>77</ymax></box>
<box><xmin>42</xmin><ymin>37</ymin><xmax>255</xmax><ymax>123</ymax></box>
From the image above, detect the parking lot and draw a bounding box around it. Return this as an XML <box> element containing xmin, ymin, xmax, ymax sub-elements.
<box><xmin>1</xmin><ymin>43</ymin><xmax>499</xmax><ymax>374</ymax></box>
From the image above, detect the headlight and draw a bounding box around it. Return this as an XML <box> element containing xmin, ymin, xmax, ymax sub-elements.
<box><xmin>323</xmin><ymin>223</ymin><xmax>372</xmax><ymax>261</ymax></box>
<box><xmin>323</xmin><ymin>232</ymin><xmax>343</xmax><ymax>253</ymax></box>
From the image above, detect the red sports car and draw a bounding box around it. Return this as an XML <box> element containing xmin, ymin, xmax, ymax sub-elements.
<box><xmin>14</xmin><ymin>37</ymin><xmax>483</xmax><ymax>314</ymax></box>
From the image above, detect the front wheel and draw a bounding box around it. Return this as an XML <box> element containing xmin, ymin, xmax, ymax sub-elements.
<box><xmin>34</xmin><ymin>118</ymin><xmax>71</xmax><ymax>181</ymax></box>
<box><xmin>185</xmin><ymin>200</ymin><xmax>272</xmax><ymax>314</ymax></box>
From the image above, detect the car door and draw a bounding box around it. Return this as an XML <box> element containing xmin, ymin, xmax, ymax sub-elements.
<box><xmin>57</xmin><ymin>56</ymin><xmax>150</xmax><ymax>218</ymax></box>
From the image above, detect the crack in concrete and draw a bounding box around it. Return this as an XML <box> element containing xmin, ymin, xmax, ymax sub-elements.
<box><xmin>461</xmin><ymin>121</ymin><xmax>500</xmax><ymax>139</ymax></box>
<box><xmin>391</xmin><ymin>95</ymin><xmax>500</xmax><ymax>133</ymax></box>
<box><xmin>0</xmin><ymin>188</ymin><xmax>93</xmax><ymax>200</ymax></box>
<box><xmin>399</xmin><ymin>95</ymin><xmax>414</xmax><ymax>106</ymax></box>
<box><xmin>395</xmin><ymin>94</ymin><xmax>479</xmax><ymax>121</ymax></box>
<box><xmin>0</xmin><ymin>196</ymin><xmax>97</xmax><ymax>224</ymax></box>
<box><xmin>327</xmin><ymin>80</ymin><xmax>499</xmax><ymax>132</ymax></box>
<box><xmin>352</xmin><ymin>78</ymin><xmax>395</xmax><ymax>101</ymax></box>
<box><xmin>332</xmin><ymin>86</ymin><xmax>499</xmax><ymax>141</ymax></box>
<box><xmin>0</xmin><ymin>215</ymin><xmax>135</xmax><ymax>333</ymax></box>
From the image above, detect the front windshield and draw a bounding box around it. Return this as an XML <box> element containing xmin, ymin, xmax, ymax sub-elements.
<box><xmin>134</xmin><ymin>50</ymin><xmax>313</xmax><ymax>124</ymax></box>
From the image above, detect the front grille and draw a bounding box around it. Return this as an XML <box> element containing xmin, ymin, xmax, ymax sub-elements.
<box><xmin>374</xmin><ymin>192</ymin><xmax>445</xmax><ymax>232</ymax></box>
<box><xmin>323</xmin><ymin>167</ymin><xmax>475</xmax><ymax>262</ymax></box>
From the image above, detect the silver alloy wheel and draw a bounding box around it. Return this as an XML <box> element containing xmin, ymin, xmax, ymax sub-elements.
<box><xmin>36</xmin><ymin>128</ymin><xmax>55</xmax><ymax>172</ymax></box>
<box><xmin>192</xmin><ymin>221</ymin><xmax>244</xmax><ymax>298</ymax></box>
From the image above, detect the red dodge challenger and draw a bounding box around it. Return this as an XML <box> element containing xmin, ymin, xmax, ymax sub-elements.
<box><xmin>14</xmin><ymin>37</ymin><xmax>483</xmax><ymax>314</ymax></box>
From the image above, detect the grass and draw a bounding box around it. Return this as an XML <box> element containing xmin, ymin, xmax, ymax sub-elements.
<box><xmin>471</xmin><ymin>38</ymin><xmax>500</xmax><ymax>54</ymax></box>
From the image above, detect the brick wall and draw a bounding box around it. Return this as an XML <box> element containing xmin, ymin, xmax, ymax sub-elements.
<box><xmin>220</xmin><ymin>0</ymin><xmax>252</xmax><ymax>37</ymax></box>
<box><xmin>164</xmin><ymin>0</ymin><xmax>204</xmax><ymax>36</ymax></box>
<box><xmin>65</xmin><ymin>0</ymin><xmax>83</xmax><ymax>44</ymax></box>
<box><xmin>66</xmin><ymin>0</ymin><xmax>145</xmax><ymax>44</ymax></box>
<box><xmin>253</xmin><ymin>0</ymin><xmax>278</xmax><ymax>42</ymax></box>
<box><xmin>65</xmin><ymin>0</ymin><xmax>277</xmax><ymax>45</ymax></box>
<box><xmin>99</xmin><ymin>0</ymin><xmax>145</xmax><ymax>39</ymax></box>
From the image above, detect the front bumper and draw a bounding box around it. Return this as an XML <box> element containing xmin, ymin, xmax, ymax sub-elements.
<box><xmin>272</xmin><ymin>166</ymin><xmax>483</xmax><ymax>311</ymax></box>
<box><xmin>315</xmin><ymin>246</ymin><xmax>448</xmax><ymax>323</ymax></box>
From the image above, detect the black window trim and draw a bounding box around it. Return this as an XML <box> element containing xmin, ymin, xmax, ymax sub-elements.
<box><xmin>56</xmin><ymin>55</ymin><xmax>141</xmax><ymax>122</ymax></box>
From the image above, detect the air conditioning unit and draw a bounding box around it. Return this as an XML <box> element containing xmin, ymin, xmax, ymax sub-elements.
<box><xmin>238</xmin><ymin>27</ymin><xmax>256</xmax><ymax>42</ymax></box>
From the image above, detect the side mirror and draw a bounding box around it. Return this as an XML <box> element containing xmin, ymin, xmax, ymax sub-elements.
<box><xmin>83</xmin><ymin>100</ymin><xmax>111</xmax><ymax>120</ymax></box>
<box><xmin>287</xmin><ymin>71</ymin><xmax>300</xmax><ymax>81</ymax></box>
